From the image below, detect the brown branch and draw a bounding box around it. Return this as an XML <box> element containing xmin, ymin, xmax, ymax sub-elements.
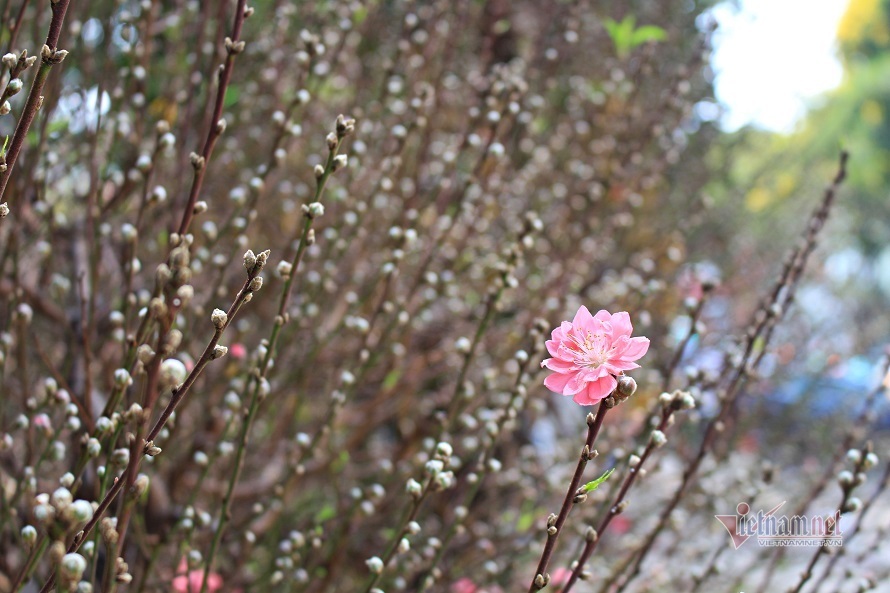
<box><xmin>0</xmin><ymin>0</ymin><xmax>71</xmax><ymax>204</ymax></box>
<box><xmin>174</xmin><ymin>0</ymin><xmax>249</xmax><ymax>237</ymax></box>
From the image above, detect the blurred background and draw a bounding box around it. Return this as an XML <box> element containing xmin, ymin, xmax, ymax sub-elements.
<box><xmin>689</xmin><ymin>0</ymin><xmax>890</xmax><ymax>448</ymax></box>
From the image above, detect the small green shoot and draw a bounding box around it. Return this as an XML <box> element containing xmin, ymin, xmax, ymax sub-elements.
<box><xmin>581</xmin><ymin>467</ymin><xmax>615</xmax><ymax>493</ymax></box>
<box><xmin>603</xmin><ymin>16</ymin><xmax>667</xmax><ymax>58</ymax></box>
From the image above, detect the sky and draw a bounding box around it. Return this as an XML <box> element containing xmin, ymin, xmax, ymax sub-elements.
<box><xmin>710</xmin><ymin>0</ymin><xmax>850</xmax><ymax>132</ymax></box>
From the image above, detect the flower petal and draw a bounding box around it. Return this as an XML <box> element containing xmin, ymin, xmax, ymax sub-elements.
<box><xmin>544</xmin><ymin>372</ymin><xmax>573</xmax><ymax>394</ymax></box>
<box><xmin>609</xmin><ymin>311</ymin><xmax>633</xmax><ymax>338</ymax></box>
<box><xmin>573</xmin><ymin>375</ymin><xmax>617</xmax><ymax>405</ymax></box>
<box><xmin>551</xmin><ymin>321</ymin><xmax>571</xmax><ymax>342</ymax></box>
<box><xmin>545</xmin><ymin>339</ymin><xmax>561</xmax><ymax>357</ymax></box>
<box><xmin>593</xmin><ymin>309</ymin><xmax>612</xmax><ymax>322</ymax></box>
<box><xmin>618</xmin><ymin>336</ymin><xmax>650</xmax><ymax>361</ymax></box>
<box><xmin>604</xmin><ymin>360</ymin><xmax>640</xmax><ymax>374</ymax></box>
<box><xmin>572</xmin><ymin>306</ymin><xmax>596</xmax><ymax>331</ymax></box>
<box><xmin>542</xmin><ymin>357</ymin><xmax>575</xmax><ymax>372</ymax></box>
<box><xmin>564</xmin><ymin>372</ymin><xmax>589</xmax><ymax>395</ymax></box>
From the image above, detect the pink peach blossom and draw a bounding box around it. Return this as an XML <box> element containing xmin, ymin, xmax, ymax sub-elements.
<box><xmin>172</xmin><ymin>558</ymin><xmax>223</xmax><ymax>593</ymax></box>
<box><xmin>541</xmin><ymin>307</ymin><xmax>649</xmax><ymax>405</ymax></box>
<box><xmin>229</xmin><ymin>342</ymin><xmax>247</xmax><ymax>359</ymax></box>
<box><xmin>550</xmin><ymin>567</ymin><xmax>573</xmax><ymax>585</ymax></box>
<box><xmin>451</xmin><ymin>578</ymin><xmax>478</xmax><ymax>593</ymax></box>
<box><xmin>449</xmin><ymin>579</ymin><xmax>503</xmax><ymax>593</ymax></box>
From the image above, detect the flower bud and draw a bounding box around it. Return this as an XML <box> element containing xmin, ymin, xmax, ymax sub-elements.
<box><xmin>649</xmin><ymin>430</ymin><xmax>667</xmax><ymax>448</ymax></box>
<box><xmin>133</xmin><ymin>474</ymin><xmax>150</xmax><ymax>497</ymax></box>
<box><xmin>113</xmin><ymin>368</ymin><xmax>132</xmax><ymax>389</ymax></box>
<box><xmin>60</xmin><ymin>553</ymin><xmax>87</xmax><ymax>582</ymax></box>
<box><xmin>434</xmin><ymin>471</ymin><xmax>454</xmax><ymax>490</ymax></box>
<box><xmin>86</xmin><ymin>438</ymin><xmax>101</xmax><ymax>458</ymax></box>
<box><xmin>67</xmin><ymin>500</ymin><xmax>94</xmax><ymax>524</ymax></box>
<box><xmin>21</xmin><ymin>525</ymin><xmax>37</xmax><ymax>547</ymax></box>
<box><xmin>406</xmin><ymin>478</ymin><xmax>423</xmax><ymax>498</ymax></box>
<box><xmin>51</xmin><ymin>487</ymin><xmax>73</xmax><ymax>511</ymax></box>
<box><xmin>365</xmin><ymin>556</ymin><xmax>384</xmax><ymax>574</ymax></box>
<box><xmin>617</xmin><ymin>375</ymin><xmax>637</xmax><ymax>398</ymax></box>
<box><xmin>397</xmin><ymin>537</ymin><xmax>410</xmax><ymax>554</ymax></box>
<box><xmin>424</xmin><ymin>459</ymin><xmax>444</xmax><ymax>476</ymax></box>
<box><xmin>211</xmin><ymin>308</ymin><xmax>228</xmax><ymax>329</ymax></box>
<box><xmin>336</xmin><ymin>114</ymin><xmax>356</xmax><ymax>136</ymax></box>
<box><xmin>332</xmin><ymin>154</ymin><xmax>348</xmax><ymax>171</ymax></box>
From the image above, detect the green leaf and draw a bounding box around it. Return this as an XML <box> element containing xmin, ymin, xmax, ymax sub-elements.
<box><xmin>382</xmin><ymin>369</ymin><xmax>402</xmax><ymax>390</ymax></box>
<box><xmin>223</xmin><ymin>85</ymin><xmax>240</xmax><ymax>109</ymax></box>
<box><xmin>332</xmin><ymin>449</ymin><xmax>350</xmax><ymax>473</ymax></box>
<box><xmin>604</xmin><ymin>15</ymin><xmax>666</xmax><ymax>58</ymax></box>
<box><xmin>604</xmin><ymin>17</ymin><xmax>636</xmax><ymax>58</ymax></box>
<box><xmin>581</xmin><ymin>467</ymin><xmax>615</xmax><ymax>493</ymax></box>
<box><xmin>630</xmin><ymin>25</ymin><xmax>667</xmax><ymax>46</ymax></box>
<box><xmin>316</xmin><ymin>503</ymin><xmax>336</xmax><ymax>522</ymax></box>
<box><xmin>517</xmin><ymin>509</ymin><xmax>535</xmax><ymax>532</ymax></box>
<box><xmin>352</xmin><ymin>5</ymin><xmax>368</xmax><ymax>25</ymax></box>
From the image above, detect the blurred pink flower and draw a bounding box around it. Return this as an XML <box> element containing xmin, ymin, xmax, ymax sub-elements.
<box><xmin>451</xmin><ymin>578</ymin><xmax>478</xmax><ymax>593</ymax></box>
<box><xmin>449</xmin><ymin>579</ymin><xmax>503</xmax><ymax>593</ymax></box>
<box><xmin>229</xmin><ymin>342</ymin><xmax>247</xmax><ymax>359</ymax></box>
<box><xmin>172</xmin><ymin>559</ymin><xmax>223</xmax><ymax>593</ymax></box>
<box><xmin>541</xmin><ymin>307</ymin><xmax>649</xmax><ymax>405</ymax></box>
<box><xmin>550</xmin><ymin>567</ymin><xmax>573</xmax><ymax>585</ymax></box>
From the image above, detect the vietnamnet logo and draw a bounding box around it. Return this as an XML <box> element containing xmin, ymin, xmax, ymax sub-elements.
<box><xmin>715</xmin><ymin>502</ymin><xmax>844</xmax><ymax>549</ymax></box>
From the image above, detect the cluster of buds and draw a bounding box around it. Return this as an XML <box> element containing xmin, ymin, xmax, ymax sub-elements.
<box><xmin>302</xmin><ymin>201</ymin><xmax>324</xmax><ymax>219</ymax></box>
<box><xmin>488</xmin><ymin>212</ymin><xmax>543</xmax><ymax>297</ymax></box>
<box><xmin>100</xmin><ymin>517</ymin><xmax>119</xmax><ymax>545</ymax></box>
<box><xmin>40</xmin><ymin>43</ymin><xmax>69</xmax><ymax>65</ymax></box>
<box><xmin>165</xmin><ymin>234</ymin><xmax>194</xmax><ymax>290</ymax></box>
<box><xmin>427</xmin><ymin>442</ymin><xmax>455</xmax><ymax>492</ymax></box>
<box><xmin>838</xmin><ymin>444</ymin><xmax>880</xmax><ymax>514</ymax></box>
<box><xmin>243</xmin><ymin>248</ymin><xmax>270</xmax><ymax>279</ymax></box>
<box><xmin>33</xmin><ymin>487</ymin><xmax>94</xmax><ymax>531</ymax></box>
<box><xmin>314</xmin><ymin>115</ymin><xmax>356</xmax><ymax>182</ymax></box>
<box><xmin>335</xmin><ymin>113</ymin><xmax>356</xmax><ymax>139</ymax></box>
<box><xmin>224</xmin><ymin>36</ymin><xmax>246</xmax><ymax>55</ymax></box>
<box><xmin>658</xmin><ymin>389</ymin><xmax>696</xmax><ymax>417</ymax></box>
<box><xmin>0</xmin><ymin>49</ymin><xmax>37</xmax><ymax>117</ymax></box>
<box><xmin>113</xmin><ymin>556</ymin><xmax>133</xmax><ymax>584</ymax></box>
<box><xmin>2</xmin><ymin>49</ymin><xmax>38</xmax><ymax>75</ymax></box>
<box><xmin>299</xmin><ymin>29</ymin><xmax>325</xmax><ymax>60</ymax></box>
<box><xmin>406</xmin><ymin>441</ymin><xmax>458</xmax><ymax>501</ymax></box>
